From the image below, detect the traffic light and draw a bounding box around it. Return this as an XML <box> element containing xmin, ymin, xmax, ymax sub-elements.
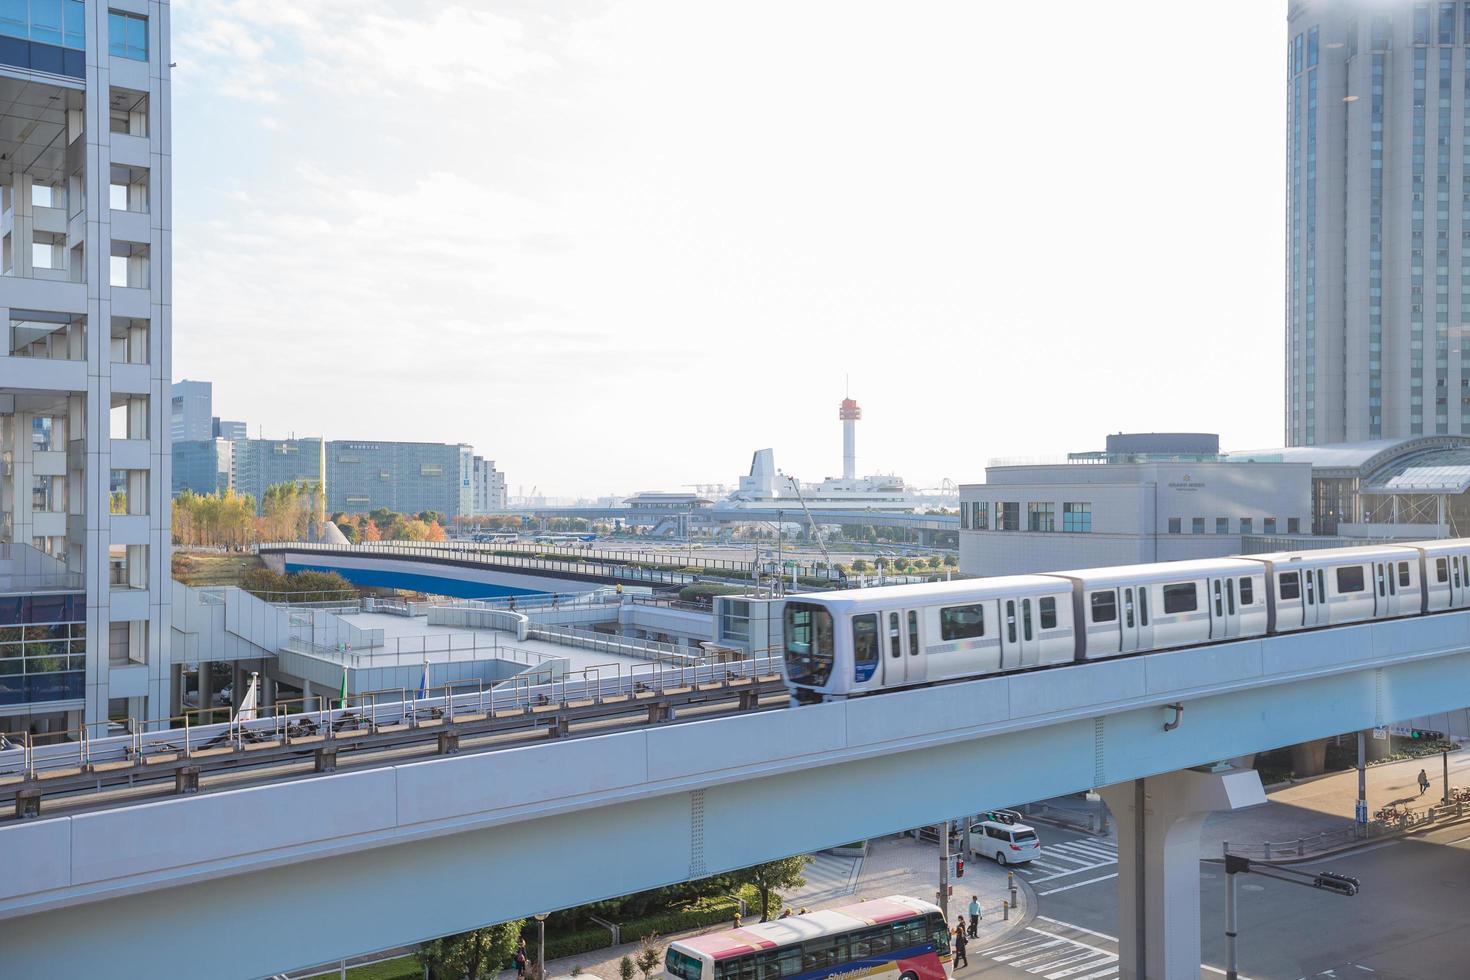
<box><xmin>1409</xmin><ymin>729</ymin><xmax>1444</xmax><ymax>741</ymax></box>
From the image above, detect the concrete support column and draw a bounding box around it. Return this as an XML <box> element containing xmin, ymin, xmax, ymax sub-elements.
<box><xmin>1099</xmin><ymin>768</ymin><xmax>1266</xmax><ymax>980</ymax></box>
<box><xmin>1362</xmin><ymin>728</ymin><xmax>1392</xmax><ymax>762</ymax></box>
<box><xmin>196</xmin><ymin>663</ymin><xmax>212</xmax><ymax>715</ymax></box>
<box><xmin>1289</xmin><ymin>738</ymin><xmax>1330</xmax><ymax>777</ymax></box>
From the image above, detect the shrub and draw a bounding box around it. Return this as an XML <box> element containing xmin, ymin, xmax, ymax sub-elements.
<box><xmin>538</xmin><ymin>925</ymin><xmax>614</xmax><ymax>960</ymax></box>
<box><xmin>619</xmin><ymin>896</ymin><xmax>742</xmax><ymax>938</ymax></box>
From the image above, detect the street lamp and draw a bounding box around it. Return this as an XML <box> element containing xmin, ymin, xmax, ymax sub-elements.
<box><xmin>534</xmin><ymin>912</ymin><xmax>548</xmax><ymax>980</ymax></box>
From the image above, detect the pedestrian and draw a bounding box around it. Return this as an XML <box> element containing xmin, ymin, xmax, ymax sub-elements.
<box><xmin>778</xmin><ymin>908</ymin><xmax>793</xmax><ymax>919</ymax></box>
<box><xmin>968</xmin><ymin>895</ymin><xmax>981</xmax><ymax>938</ymax></box>
<box><xmin>514</xmin><ymin>940</ymin><xmax>528</xmax><ymax>979</ymax></box>
<box><xmin>1419</xmin><ymin>768</ymin><xmax>1431</xmax><ymax>795</ymax></box>
<box><xmin>952</xmin><ymin>920</ymin><xmax>969</xmax><ymax>969</ymax></box>
<box><xmin>733</xmin><ymin>913</ymin><xmax>742</xmax><ymax>929</ymax></box>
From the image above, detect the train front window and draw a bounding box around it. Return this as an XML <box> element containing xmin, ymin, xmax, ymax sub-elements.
<box><xmin>666</xmin><ymin>950</ymin><xmax>703</xmax><ymax>980</ymax></box>
<box><xmin>783</xmin><ymin>603</ymin><xmax>833</xmax><ymax>686</ymax></box>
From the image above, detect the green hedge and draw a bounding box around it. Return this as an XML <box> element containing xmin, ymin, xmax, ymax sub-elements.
<box><xmin>539</xmin><ymin>925</ymin><xmax>615</xmax><ymax>960</ymax></box>
<box><xmin>304</xmin><ymin>956</ymin><xmax>420</xmax><ymax>980</ymax></box>
<box><xmin>620</xmin><ymin>896</ymin><xmax>742</xmax><ymax>940</ymax></box>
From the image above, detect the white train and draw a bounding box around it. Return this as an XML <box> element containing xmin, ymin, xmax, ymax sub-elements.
<box><xmin>782</xmin><ymin>539</ymin><xmax>1470</xmax><ymax>703</ymax></box>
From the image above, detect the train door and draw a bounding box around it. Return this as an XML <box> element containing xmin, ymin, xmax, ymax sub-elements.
<box><xmin>1207</xmin><ymin>576</ymin><xmax>1242</xmax><ymax>639</ymax></box>
<box><xmin>1118</xmin><ymin>586</ymin><xmax>1143</xmax><ymax>653</ymax></box>
<box><xmin>883</xmin><ymin>611</ymin><xmax>907</xmax><ymax>686</ymax></box>
<box><xmin>1373</xmin><ymin>562</ymin><xmax>1389</xmax><ymax>617</ymax></box>
<box><xmin>1300</xmin><ymin>566</ymin><xmax>1323</xmax><ymax>628</ymax></box>
<box><xmin>905</xmin><ymin>608</ymin><xmax>926</xmax><ymax>682</ymax></box>
<box><xmin>1014</xmin><ymin>597</ymin><xmax>1042</xmax><ymax>667</ymax></box>
<box><xmin>1454</xmin><ymin>555</ymin><xmax>1467</xmax><ymax>607</ymax></box>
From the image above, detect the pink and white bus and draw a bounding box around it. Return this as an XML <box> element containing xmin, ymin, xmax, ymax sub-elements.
<box><xmin>662</xmin><ymin>896</ymin><xmax>950</xmax><ymax>980</ymax></box>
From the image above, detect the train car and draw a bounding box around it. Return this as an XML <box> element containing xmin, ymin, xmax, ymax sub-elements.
<box><xmin>1413</xmin><ymin>539</ymin><xmax>1470</xmax><ymax>612</ymax></box>
<box><xmin>1050</xmin><ymin>558</ymin><xmax>1269</xmax><ymax>659</ymax></box>
<box><xmin>782</xmin><ymin>576</ymin><xmax>1074</xmax><ymax>703</ymax></box>
<box><xmin>1241</xmin><ymin>544</ymin><xmax>1423</xmax><ymax>631</ymax></box>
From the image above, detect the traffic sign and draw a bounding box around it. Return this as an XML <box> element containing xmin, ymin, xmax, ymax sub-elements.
<box><xmin>1372</xmin><ymin>728</ymin><xmax>1388</xmax><ymax>740</ymax></box>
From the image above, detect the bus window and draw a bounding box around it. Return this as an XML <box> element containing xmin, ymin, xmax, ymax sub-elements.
<box><xmin>666</xmin><ymin>950</ymin><xmax>703</xmax><ymax>980</ymax></box>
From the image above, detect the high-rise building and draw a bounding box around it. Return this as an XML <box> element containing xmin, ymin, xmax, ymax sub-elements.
<box><xmin>231</xmin><ymin>438</ymin><xmax>325</xmax><ymax>513</ymax></box>
<box><xmin>172</xmin><ymin>439</ymin><xmax>232</xmax><ymax>496</ymax></box>
<box><xmin>212</xmin><ymin>417</ymin><xmax>246</xmax><ymax>440</ymax></box>
<box><xmin>0</xmin><ymin>2</ymin><xmax>172</xmax><ymax>738</ymax></box>
<box><xmin>170</xmin><ymin>379</ymin><xmax>211</xmax><ymax>443</ymax></box>
<box><xmin>1287</xmin><ymin>1</ymin><xmax>1470</xmax><ymax>445</ymax></box>
<box><xmin>472</xmin><ymin>456</ymin><xmax>507</xmax><ymax>513</ymax></box>
<box><xmin>325</xmin><ymin>440</ymin><xmax>473</xmax><ymax>517</ymax></box>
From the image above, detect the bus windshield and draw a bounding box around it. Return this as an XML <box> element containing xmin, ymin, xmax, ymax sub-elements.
<box><xmin>784</xmin><ymin>602</ymin><xmax>834</xmax><ymax>686</ymax></box>
<box><xmin>665</xmin><ymin>949</ymin><xmax>702</xmax><ymax>980</ymax></box>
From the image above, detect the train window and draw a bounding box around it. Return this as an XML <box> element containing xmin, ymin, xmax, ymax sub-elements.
<box><xmin>1212</xmin><ymin>581</ymin><xmax>1222</xmax><ymax>617</ymax></box>
<box><xmin>1039</xmin><ymin>596</ymin><xmax>1058</xmax><ymax>629</ymax></box>
<box><xmin>1240</xmin><ymin>577</ymin><xmax>1254</xmax><ymax>605</ymax></box>
<box><xmin>1138</xmin><ymin>588</ymin><xmax>1149</xmax><ymax>625</ymax></box>
<box><xmin>1006</xmin><ymin>600</ymin><xmax>1017</xmax><ymax>643</ymax></box>
<box><xmin>1226</xmin><ymin>579</ymin><xmax>1236</xmax><ymax>614</ymax></box>
<box><xmin>939</xmin><ymin>604</ymin><xmax>985</xmax><ymax>640</ymax></box>
<box><xmin>1457</xmin><ymin>558</ymin><xmax>1464</xmax><ymax>587</ymax></box>
<box><xmin>1125</xmin><ymin>588</ymin><xmax>1134</xmax><ymax>628</ymax></box>
<box><xmin>853</xmin><ymin>614</ymin><xmax>880</xmax><ymax>679</ymax></box>
<box><xmin>907</xmin><ymin>610</ymin><xmax>920</xmax><ymax>655</ymax></box>
<box><xmin>888</xmin><ymin>612</ymin><xmax>902</xmax><ymax>658</ymax></box>
<box><xmin>1399</xmin><ymin>561</ymin><xmax>1411</xmax><ymax>587</ymax></box>
<box><xmin>1337</xmin><ymin>566</ymin><xmax>1366</xmax><ymax>593</ymax></box>
<box><xmin>1022</xmin><ymin>599</ymin><xmax>1033</xmax><ymax>641</ymax></box>
<box><xmin>1438</xmin><ymin>558</ymin><xmax>1449</xmax><ymax>583</ymax></box>
<box><xmin>1090</xmin><ymin>591</ymin><xmax>1117</xmax><ymax>623</ymax></box>
<box><xmin>1164</xmin><ymin>583</ymin><xmax>1198</xmax><ymax>614</ymax></box>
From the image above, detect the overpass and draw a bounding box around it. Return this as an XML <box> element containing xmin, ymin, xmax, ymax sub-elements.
<box><xmin>2</xmin><ymin>611</ymin><xmax>1468</xmax><ymax>978</ymax></box>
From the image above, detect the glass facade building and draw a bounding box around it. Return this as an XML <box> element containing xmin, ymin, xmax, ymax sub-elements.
<box><xmin>1289</xmin><ymin>2</ymin><xmax>1470</xmax><ymax>444</ymax></box>
<box><xmin>325</xmin><ymin>441</ymin><xmax>473</xmax><ymax>517</ymax></box>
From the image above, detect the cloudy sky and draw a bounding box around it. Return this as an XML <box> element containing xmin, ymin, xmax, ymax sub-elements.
<box><xmin>171</xmin><ymin>1</ymin><xmax>1286</xmax><ymax>499</ymax></box>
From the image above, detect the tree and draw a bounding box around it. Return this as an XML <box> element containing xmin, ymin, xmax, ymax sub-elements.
<box><xmin>239</xmin><ymin>566</ymin><xmax>288</xmax><ymax>598</ymax></box>
<box><xmin>732</xmin><ymin>856</ymin><xmax>810</xmax><ymax>921</ymax></box>
<box><xmin>400</xmin><ymin>518</ymin><xmax>432</xmax><ymax>541</ymax></box>
<box><xmin>426</xmin><ymin>520</ymin><xmax>448</xmax><ymax>542</ymax></box>
<box><xmin>418</xmin><ymin>920</ymin><xmax>524</xmax><ymax>980</ymax></box>
<box><xmin>942</xmin><ymin>553</ymin><xmax>959</xmax><ymax>568</ymax></box>
<box><xmin>418</xmin><ymin>510</ymin><xmax>447</xmax><ymax>526</ymax></box>
<box><xmin>620</xmin><ymin>956</ymin><xmax>636</xmax><ymax>980</ymax></box>
<box><xmin>851</xmin><ymin>559</ymin><xmax>871</xmax><ymax>574</ymax></box>
<box><xmin>635</xmin><ymin>935</ymin><xmax>663</xmax><ymax>980</ymax></box>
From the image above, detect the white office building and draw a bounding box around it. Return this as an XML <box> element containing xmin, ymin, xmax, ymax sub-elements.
<box><xmin>0</xmin><ymin>2</ymin><xmax>172</xmax><ymax>737</ymax></box>
<box><xmin>1286</xmin><ymin>1</ymin><xmax>1470</xmax><ymax>444</ymax></box>
<box><xmin>472</xmin><ymin>455</ymin><xmax>507</xmax><ymax>513</ymax></box>
<box><xmin>960</xmin><ymin>435</ymin><xmax>1314</xmax><ymax>577</ymax></box>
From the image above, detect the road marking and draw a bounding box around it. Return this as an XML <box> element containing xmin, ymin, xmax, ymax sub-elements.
<box><xmin>1019</xmin><ymin>927</ymin><xmax>1116</xmax><ymax>960</ymax></box>
<box><xmin>1028</xmin><ymin>860</ymin><xmax>1073</xmax><ymax>874</ymax></box>
<box><xmin>1031</xmin><ymin>918</ymin><xmax>1255</xmax><ymax>980</ymax></box>
<box><xmin>1030</xmin><ymin>950</ymin><xmax>1106</xmax><ymax>974</ymax></box>
<box><xmin>1352</xmin><ymin>967</ymin><xmax>1375</xmax><ymax>973</ymax></box>
<box><xmin>1066</xmin><ymin>967</ymin><xmax>1120</xmax><ymax>979</ymax></box>
<box><xmin>1029</xmin><ymin>860</ymin><xmax>1118</xmax><ymax>884</ymax></box>
<box><xmin>1007</xmin><ymin>941</ymin><xmax>1071</xmax><ymax>966</ymax></box>
<box><xmin>1053</xmin><ymin>841</ymin><xmax>1117</xmax><ymax>860</ymax></box>
<box><xmin>1039</xmin><ymin>872</ymin><xmax>1119</xmax><ymax>895</ymax></box>
<box><xmin>1043</xmin><ymin>957</ymin><xmax>1119</xmax><ymax>979</ymax></box>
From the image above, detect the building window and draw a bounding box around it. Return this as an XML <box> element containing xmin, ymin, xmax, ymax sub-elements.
<box><xmin>999</xmin><ymin>502</ymin><xmax>1019</xmax><ymax>531</ymax></box>
<box><xmin>1442</xmin><ymin>2</ymin><xmax>1457</xmax><ymax>44</ymax></box>
<box><xmin>1288</xmin><ymin>517</ymin><xmax>1301</xmax><ymax>534</ymax></box>
<box><xmin>1240</xmin><ymin>518</ymin><xmax>1253</xmax><ymax>534</ymax></box>
<box><xmin>1416</xmin><ymin>3</ymin><xmax>1430</xmax><ymax>45</ymax></box>
<box><xmin>1062</xmin><ymin>502</ymin><xmax>1091</xmax><ymax>533</ymax></box>
<box><xmin>1264</xmin><ymin>517</ymin><xmax>1277</xmax><ymax>534</ymax></box>
<box><xmin>1192</xmin><ymin>517</ymin><xmax>1205</xmax><ymax>534</ymax></box>
<box><xmin>108</xmin><ymin>9</ymin><xmax>147</xmax><ymax>60</ymax></box>
<box><xmin>1216</xmin><ymin>517</ymin><xmax>1229</xmax><ymax>534</ymax></box>
<box><xmin>0</xmin><ymin>0</ymin><xmax>83</xmax><ymax>50</ymax></box>
<box><xmin>960</xmin><ymin>505</ymin><xmax>968</xmax><ymax>530</ymax></box>
<box><xmin>973</xmin><ymin>501</ymin><xmax>988</xmax><ymax>530</ymax></box>
<box><xmin>1027</xmin><ymin>502</ymin><xmax>1055</xmax><ymax>532</ymax></box>
<box><xmin>1167</xmin><ymin>517</ymin><xmax>1182</xmax><ymax>534</ymax></box>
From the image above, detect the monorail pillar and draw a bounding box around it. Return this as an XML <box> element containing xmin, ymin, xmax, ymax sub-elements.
<box><xmin>1099</xmin><ymin>768</ymin><xmax>1266</xmax><ymax>980</ymax></box>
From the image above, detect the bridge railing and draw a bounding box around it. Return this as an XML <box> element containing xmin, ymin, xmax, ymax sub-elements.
<box><xmin>259</xmin><ymin>541</ymin><xmax>703</xmax><ymax>586</ymax></box>
<box><xmin>1223</xmin><ymin>790</ymin><xmax>1470</xmax><ymax>860</ymax></box>
<box><xmin>0</xmin><ymin>654</ymin><xmax>786</xmax><ymax>783</ymax></box>
<box><xmin>526</xmin><ymin>623</ymin><xmax>700</xmax><ymax>666</ymax></box>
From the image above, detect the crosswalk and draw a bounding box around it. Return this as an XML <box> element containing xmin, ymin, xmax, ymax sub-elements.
<box><xmin>1011</xmin><ymin>836</ymin><xmax>1118</xmax><ymax>885</ymax></box>
<box><xmin>973</xmin><ymin>920</ymin><xmax>1120</xmax><ymax>979</ymax></box>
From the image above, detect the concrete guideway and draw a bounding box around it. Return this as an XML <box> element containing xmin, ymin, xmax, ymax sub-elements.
<box><xmin>2</xmin><ymin>611</ymin><xmax>1470</xmax><ymax>977</ymax></box>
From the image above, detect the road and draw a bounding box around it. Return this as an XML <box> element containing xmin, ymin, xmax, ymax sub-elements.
<box><xmin>960</xmin><ymin>823</ymin><xmax>1470</xmax><ymax>979</ymax></box>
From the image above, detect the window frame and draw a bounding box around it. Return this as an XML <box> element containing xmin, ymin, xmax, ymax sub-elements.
<box><xmin>1162</xmin><ymin>582</ymin><xmax>1198</xmax><ymax>614</ymax></box>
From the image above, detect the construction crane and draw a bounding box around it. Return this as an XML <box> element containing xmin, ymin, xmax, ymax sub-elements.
<box><xmin>781</xmin><ymin>474</ymin><xmax>833</xmax><ymax>568</ymax></box>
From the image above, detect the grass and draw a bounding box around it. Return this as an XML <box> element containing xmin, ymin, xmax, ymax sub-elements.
<box><xmin>171</xmin><ymin>551</ymin><xmax>264</xmax><ymax>587</ymax></box>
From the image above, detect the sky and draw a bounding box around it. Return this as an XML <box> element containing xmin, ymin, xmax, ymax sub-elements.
<box><xmin>170</xmin><ymin>1</ymin><xmax>1287</xmax><ymax>499</ymax></box>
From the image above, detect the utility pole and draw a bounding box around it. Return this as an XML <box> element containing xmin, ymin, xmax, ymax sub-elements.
<box><xmin>938</xmin><ymin>818</ymin><xmax>951</xmax><ymax>921</ymax></box>
<box><xmin>1224</xmin><ymin>853</ymin><xmax>1357</xmax><ymax>980</ymax></box>
<box><xmin>1356</xmin><ymin>731</ymin><xmax>1368</xmax><ymax>835</ymax></box>
<box><xmin>1445</xmin><ymin>745</ymin><xmax>1451</xmax><ymax>805</ymax></box>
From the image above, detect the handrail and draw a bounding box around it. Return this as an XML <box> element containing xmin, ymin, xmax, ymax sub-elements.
<box><xmin>0</xmin><ymin>653</ymin><xmax>786</xmax><ymax>783</ymax></box>
<box><xmin>1222</xmin><ymin>791</ymin><xmax>1470</xmax><ymax>860</ymax></box>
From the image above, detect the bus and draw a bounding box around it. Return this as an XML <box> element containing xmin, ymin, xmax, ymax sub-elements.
<box><xmin>662</xmin><ymin>896</ymin><xmax>950</xmax><ymax>980</ymax></box>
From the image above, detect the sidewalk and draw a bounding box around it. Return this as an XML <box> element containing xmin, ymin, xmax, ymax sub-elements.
<box><xmin>1022</xmin><ymin>749</ymin><xmax>1470</xmax><ymax>860</ymax></box>
<box><xmin>496</xmin><ymin>836</ymin><xmax>1033</xmax><ymax>980</ymax></box>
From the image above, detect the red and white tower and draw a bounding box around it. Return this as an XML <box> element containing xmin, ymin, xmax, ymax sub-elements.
<box><xmin>839</xmin><ymin>396</ymin><xmax>861</xmax><ymax>480</ymax></box>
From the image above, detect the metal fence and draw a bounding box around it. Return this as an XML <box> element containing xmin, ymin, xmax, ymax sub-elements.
<box><xmin>0</xmin><ymin>654</ymin><xmax>785</xmax><ymax>782</ymax></box>
<box><xmin>526</xmin><ymin>623</ymin><xmax>701</xmax><ymax>666</ymax></box>
<box><xmin>1223</xmin><ymin>791</ymin><xmax>1470</xmax><ymax>860</ymax></box>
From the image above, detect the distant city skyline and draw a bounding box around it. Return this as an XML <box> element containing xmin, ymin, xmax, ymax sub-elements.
<box><xmin>172</xmin><ymin>2</ymin><xmax>1286</xmax><ymax>496</ymax></box>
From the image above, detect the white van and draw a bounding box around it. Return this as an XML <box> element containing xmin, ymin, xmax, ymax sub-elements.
<box><xmin>970</xmin><ymin>819</ymin><xmax>1042</xmax><ymax>866</ymax></box>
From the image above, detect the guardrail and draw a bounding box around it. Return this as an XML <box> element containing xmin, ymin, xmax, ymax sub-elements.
<box><xmin>527</xmin><ymin>623</ymin><xmax>701</xmax><ymax>666</ymax></box>
<box><xmin>0</xmin><ymin>654</ymin><xmax>785</xmax><ymax>785</ymax></box>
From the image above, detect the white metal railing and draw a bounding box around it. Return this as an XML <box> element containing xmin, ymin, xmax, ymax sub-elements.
<box><xmin>0</xmin><ymin>654</ymin><xmax>785</xmax><ymax>782</ymax></box>
<box><xmin>527</xmin><ymin>623</ymin><xmax>700</xmax><ymax>665</ymax></box>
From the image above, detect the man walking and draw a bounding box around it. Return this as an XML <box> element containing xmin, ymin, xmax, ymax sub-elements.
<box><xmin>952</xmin><ymin>919</ymin><xmax>969</xmax><ymax>970</ymax></box>
<box><xmin>1419</xmin><ymin>768</ymin><xmax>1431</xmax><ymax>796</ymax></box>
<box><xmin>967</xmin><ymin>895</ymin><xmax>981</xmax><ymax>938</ymax></box>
